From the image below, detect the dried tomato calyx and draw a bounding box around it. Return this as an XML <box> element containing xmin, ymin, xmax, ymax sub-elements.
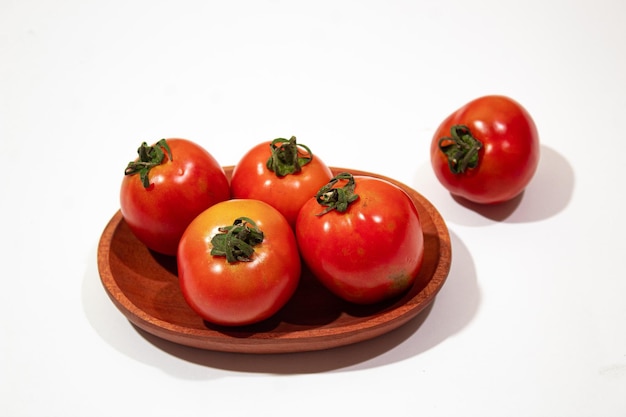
<box><xmin>266</xmin><ymin>136</ymin><xmax>313</xmax><ymax>177</ymax></box>
<box><xmin>315</xmin><ymin>172</ymin><xmax>360</xmax><ymax>216</ymax></box>
<box><xmin>124</xmin><ymin>139</ymin><xmax>173</xmax><ymax>188</ymax></box>
<box><xmin>210</xmin><ymin>217</ymin><xmax>265</xmax><ymax>263</ymax></box>
<box><xmin>438</xmin><ymin>125</ymin><xmax>483</xmax><ymax>174</ymax></box>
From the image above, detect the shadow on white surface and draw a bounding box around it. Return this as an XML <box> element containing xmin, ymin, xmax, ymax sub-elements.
<box><xmin>414</xmin><ymin>145</ymin><xmax>574</xmax><ymax>226</ymax></box>
<box><xmin>83</xmin><ymin>231</ymin><xmax>479</xmax><ymax>376</ymax></box>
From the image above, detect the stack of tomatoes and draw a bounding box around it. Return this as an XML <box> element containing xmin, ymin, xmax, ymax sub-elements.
<box><xmin>119</xmin><ymin>95</ymin><xmax>540</xmax><ymax>327</ymax></box>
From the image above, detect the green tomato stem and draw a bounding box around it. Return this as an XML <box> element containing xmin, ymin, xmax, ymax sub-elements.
<box><xmin>265</xmin><ymin>136</ymin><xmax>313</xmax><ymax>177</ymax></box>
<box><xmin>210</xmin><ymin>217</ymin><xmax>265</xmax><ymax>263</ymax></box>
<box><xmin>124</xmin><ymin>139</ymin><xmax>173</xmax><ymax>188</ymax></box>
<box><xmin>314</xmin><ymin>172</ymin><xmax>360</xmax><ymax>216</ymax></box>
<box><xmin>438</xmin><ymin>125</ymin><xmax>483</xmax><ymax>174</ymax></box>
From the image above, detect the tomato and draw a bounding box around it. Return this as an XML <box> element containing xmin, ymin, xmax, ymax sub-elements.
<box><xmin>295</xmin><ymin>173</ymin><xmax>425</xmax><ymax>305</ymax></box>
<box><xmin>177</xmin><ymin>199</ymin><xmax>301</xmax><ymax>326</ymax></box>
<box><xmin>430</xmin><ymin>95</ymin><xmax>540</xmax><ymax>204</ymax></box>
<box><xmin>120</xmin><ymin>138</ymin><xmax>230</xmax><ymax>255</ymax></box>
<box><xmin>230</xmin><ymin>136</ymin><xmax>333</xmax><ymax>228</ymax></box>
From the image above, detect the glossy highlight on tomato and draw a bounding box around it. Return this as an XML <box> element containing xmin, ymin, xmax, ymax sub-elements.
<box><xmin>177</xmin><ymin>199</ymin><xmax>301</xmax><ymax>326</ymax></box>
<box><xmin>295</xmin><ymin>173</ymin><xmax>425</xmax><ymax>305</ymax></box>
<box><xmin>430</xmin><ymin>95</ymin><xmax>540</xmax><ymax>204</ymax></box>
<box><xmin>120</xmin><ymin>138</ymin><xmax>230</xmax><ymax>255</ymax></box>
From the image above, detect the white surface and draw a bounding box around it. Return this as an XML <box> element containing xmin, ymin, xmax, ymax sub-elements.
<box><xmin>1</xmin><ymin>0</ymin><xmax>625</xmax><ymax>416</ymax></box>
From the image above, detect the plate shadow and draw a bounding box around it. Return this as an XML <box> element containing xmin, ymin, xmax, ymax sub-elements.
<box><xmin>88</xmin><ymin>230</ymin><xmax>479</xmax><ymax>376</ymax></box>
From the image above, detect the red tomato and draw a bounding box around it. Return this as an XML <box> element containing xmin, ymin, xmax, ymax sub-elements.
<box><xmin>230</xmin><ymin>136</ymin><xmax>333</xmax><ymax>228</ymax></box>
<box><xmin>120</xmin><ymin>138</ymin><xmax>230</xmax><ymax>255</ymax></box>
<box><xmin>430</xmin><ymin>95</ymin><xmax>540</xmax><ymax>204</ymax></box>
<box><xmin>177</xmin><ymin>199</ymin><xmax>301</xmax><ymax>326</ymax></box>
<box><xmin>295</xmin><ymin>173</ymin><xmax>425</xmax><ymax>305</ymax></box>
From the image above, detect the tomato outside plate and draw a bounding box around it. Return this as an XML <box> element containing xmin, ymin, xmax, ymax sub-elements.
<box><xmin>120</xmin><ymin>138</ymin><xmax>230</xmax><ymax>256</ymax></box>
<box><xmin>295</xmin><ymin>173</ymin><xmax>425</xmax><ymax>305</ymax></box>
<box><xmin>430</xmin><ymin>95</ymin><xmax>540</xmax><ymax>204</ymax></box>
<box><xmin>177</xmin><ymin>199</ymin><xmax>301</xmax><ymax>327</ymax></box>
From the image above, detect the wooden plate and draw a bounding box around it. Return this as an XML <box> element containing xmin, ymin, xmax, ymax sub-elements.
<box><xmin>97</xmin><ymin>167</ymin><xmax>451</xmax><ymax>354</ymax></box>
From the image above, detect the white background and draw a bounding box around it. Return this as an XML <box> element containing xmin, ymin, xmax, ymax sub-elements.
<box><xmin>2</xmin><ymin>0</ymin><xmax>625</xmax><ymax>416</ymax></box>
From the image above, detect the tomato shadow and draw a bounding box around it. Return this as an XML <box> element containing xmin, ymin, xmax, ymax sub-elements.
<box><xmin>275</xmin><ymin>263</ymin><xmax>344</xmax><ymax>326</ymax></box>
<box><xmin>150</xmin><ymin>250</ymin><xmax>178</xmax><ymax>276</ymax></box>
<box><xmin>413</xmin><ymin>145</ymin><xmax>574</xmax><ymax>226</ymax></box>
<box><xmin>450</xmin><ymin>191</ymin><xmax>524</xmax><ymax>222</ymax></box>
<box><xmin>127</xmin><ymin>230</ymin><xmax>479</xmax><ymax>375</ymax></box>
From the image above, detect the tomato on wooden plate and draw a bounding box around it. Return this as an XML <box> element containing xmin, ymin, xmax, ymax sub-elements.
<box><xmin>177</xmin><ymin>199</ymin><xmax>301</xmax><ymax>326</ymax></box>
<box><xmin>230</xmin><ymin>136</ymin><xmax>333</xmax><ymax>228</ymax></box>
<box><xmin>295</xmin><ymin>173</ymin><xmax>425</xmax><ymax>305</ymax></box>
<box><xmin>430</xmin><ymin>95</ymin><xmax>540</xmax><ymax>204</ymax></box>
<box><xmin>119</xmin><ymin>138</ymin><xmax>230</xmax><ymax>256</ymax></box>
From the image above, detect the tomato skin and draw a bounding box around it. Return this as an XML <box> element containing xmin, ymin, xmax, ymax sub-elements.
<box><xmin>430</xmin><ymin>95</ymin><xmax>540</xmax><ymax>204</ymax></box>
<box><xmin>120</xmin><ymin>138</ymin><xmax>230</xmax><ymax>256</ymax></box>
<box><xmin>230</xmin><ymin>140</ymin><xmax>333</xmax><ymax>228</ymax></box>
<box><xmin>177</xmin><ymin>199</ymin><xmax>301</xmax><ymax>326</ymax></box>
<box><xmin>295</xmin><ymin>176</ymin><xmax>424</xmax><ymax>305</ymax></box>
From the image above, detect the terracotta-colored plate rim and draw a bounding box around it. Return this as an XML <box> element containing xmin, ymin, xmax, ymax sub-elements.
<box><xmin>97</xmin><ymin>167</ymin><xmax>451</xmax><ymax>354</ymax></box>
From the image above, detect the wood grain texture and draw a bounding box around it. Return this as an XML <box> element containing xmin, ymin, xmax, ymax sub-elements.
<box><xmin>97</xmin><ymin>167</ymin><xmax>452</xmax><ymax>354</ymax></box>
